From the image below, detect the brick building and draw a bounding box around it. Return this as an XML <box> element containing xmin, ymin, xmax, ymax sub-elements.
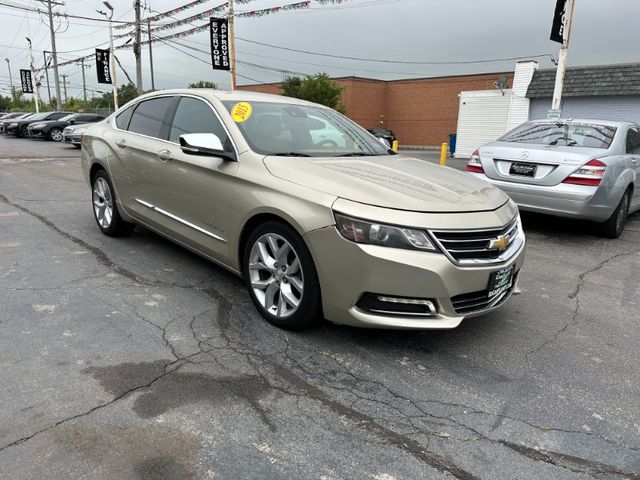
<box><xmin>238</xmin><ymin>72</ymin><xmax>513</xmax><ymax>147</ymax></box>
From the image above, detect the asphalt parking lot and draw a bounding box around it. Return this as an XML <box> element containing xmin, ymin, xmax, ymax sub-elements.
<box><xmin>1</xmin><ymin>136</ymin><xmax>639</xmax><ymax>480</ymax></box>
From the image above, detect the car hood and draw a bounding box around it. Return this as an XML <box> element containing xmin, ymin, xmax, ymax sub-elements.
<box><xmin>264</xmin><ymin>154</ymin><xmax>508</xmax><ymax>213</ymax></box>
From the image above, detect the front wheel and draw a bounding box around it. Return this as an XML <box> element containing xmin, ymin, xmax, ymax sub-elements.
<box><xmin>48</xmin><ymin>128</ymin><xmax>63</xmax><ymax>142</ymax></box>
<box><xmin>599</xmin><ymin>189</ymin><xmax>631</xmax><ymax>238</ymax></box>
<box><xmin>243</xmin><ymin>222</ymin><xmax>322</xmax><ymax>330</ymax></box>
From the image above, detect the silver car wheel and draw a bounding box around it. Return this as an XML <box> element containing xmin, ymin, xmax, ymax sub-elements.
<box><xmin>249</xmin><ymin>233</ymin><xmax>304</xmax><ymax>318</ymax></box>
<box><xmin>50</xmin><ymin>129</ymin><xmax>63</xmax><ymax>142</ymax></box>
<box><xmin>93</xmin><ymin>177</ymin><xmax>113</xmax><ymax>229</ymax></box>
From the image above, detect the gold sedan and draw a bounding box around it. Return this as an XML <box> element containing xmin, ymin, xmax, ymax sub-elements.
<box><xmin>81</xmin><ymin>90</ymin><xmax>525</xmax><ymax>330</ymax></box>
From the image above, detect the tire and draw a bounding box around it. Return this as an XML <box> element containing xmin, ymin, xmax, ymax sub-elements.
<box><xmin>48</xmin><ymin>128</ymin><xmax>63</xmax><ymax>142</ymax></box>
<box><xmin>599</xmin><ymin>189</ymin><xmax>631</xmax><ymax>239</ymax></box>
<box><xmin>19</xmin><ymin>125</ymin><xmax>28</xmax><ymax>137</ymax></box>
<box><xmin>73</xmin><ymin>144</ymin><xmax>81</xmax><ymax>149</ymax></box>
<box><xmin>91</xmin><ymin>170</ymin><xmax>135</xmax><ymax>237</ymax></box>
<box><xmin>243</xmin><ymin>221</ymin><xmax>322</xmax><ymax>330</ymax></box>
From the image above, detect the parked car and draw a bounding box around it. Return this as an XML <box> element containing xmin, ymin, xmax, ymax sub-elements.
<box><xmin>81</xmin><ymin>90</ymin><xmax>525</xmax><ymax>330</ymax></box>
<box><xmin>367</xmin><ymin>128</ymin><xmax>397</xmax><ymax>149</ymax></box>
<box><xmin>28</xmin><ymin>113</ymin><xmax>104</xmax><ymax>142</ymax></box>
<box><xmin>5</xmin><ymin>111</ymin><xmax>72</xmax><ymax>137</ymax></box>
<box><xmin>62</xmin><ymin>123</ymin><xmax>91</xmax><ymax>148</ymax></box>
<box><xmin>0</xmin><ymin>112</ymin><xmax>30</xmax><ymax>133</ymax></box>
<box><xmin>466</xmin><ymin>119</ymin><xmax>640</xmax><ymax>238</ymax></box>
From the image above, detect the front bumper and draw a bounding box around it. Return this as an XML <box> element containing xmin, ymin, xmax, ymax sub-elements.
<box><xmin>62</xmin><ymin>134</ymin><xmax>82</xmax><ymax>144</ymax></box>
<box><xmin>28</xmin><ymin>127</ymin><xmax>44</xmax><ymax>138</ymax></box>
<box><xmin>469</xmin><ymin>172</ymin><xmax>615</xmax><ymax>222</ymax></box>
<box><xmin>305</xmin><ymin>225</ymin><xmax>526</xmax><ymax>330</ymax></box>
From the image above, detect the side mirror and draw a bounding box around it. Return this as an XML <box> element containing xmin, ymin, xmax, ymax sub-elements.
<box><xmin>68</xmin><ymin>119</ymin><xmax>76</xmax><ymax>125</ymax></box>
<box><xmin>179</xmin><ymin>133</ymin><xmax>236</xmax><ymax>161</ymax></box>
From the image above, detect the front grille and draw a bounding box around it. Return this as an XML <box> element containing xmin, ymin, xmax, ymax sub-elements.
<box><xmin>430</xmin><ymin>217</ymin><xmax>521</xmax><ymax>265</ymax></box>
<box><xmin>451</xmin><ymin>274</ymin><xmax>517</xmax><ymax>315</ymax></box>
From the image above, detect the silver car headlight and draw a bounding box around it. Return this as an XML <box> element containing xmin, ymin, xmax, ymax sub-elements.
<box><xmin>334</xmin><ymin>212</ymin><xmax>437</xmax><ymax>251</ymax></box>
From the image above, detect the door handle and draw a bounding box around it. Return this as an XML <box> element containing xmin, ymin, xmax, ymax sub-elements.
<box><xmin>115</xmin><ymin>139</ymin><xmax>127</xmax><ymax>149</ymax></box>
<box><xmin>157</xmin><ymin>149</ymin><xmax>172</xmax><ymax>162</ymax></box>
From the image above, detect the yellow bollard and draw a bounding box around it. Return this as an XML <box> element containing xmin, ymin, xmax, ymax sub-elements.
<box><xmin>439</xmin><ymin>143</ymin><xmax>448</xmax><ymax>166</ymax></box>
<box><xmin>392</xmin><ymin>140</ymin><xmax>399</xmax><ymax>152</ymax></box>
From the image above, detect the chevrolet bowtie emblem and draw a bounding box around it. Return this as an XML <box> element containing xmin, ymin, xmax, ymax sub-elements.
<box><xmin>490</xmin><ymin>235</ymin><xmax>510</xmax><ymax>251</ymax></box>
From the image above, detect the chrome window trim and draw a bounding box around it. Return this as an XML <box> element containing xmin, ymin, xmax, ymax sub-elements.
<box><xmin>111</xmin><ymin>93</ymin><xmax>239</xmax><ymax>159</ymax></box>
<box><xmin>135</xmin><ymin>198</ymin><xmax>227</xmax><ymax>243</ymax></box>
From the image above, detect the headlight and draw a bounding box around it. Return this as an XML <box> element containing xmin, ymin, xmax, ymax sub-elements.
<box><xmin>334</xmin><ymin>212</ymin><xmax>437</xmax><ymax>251</ymax></box>
<box><xmin>9</xmin><ymin>122</ymin><xmax>17</xmax><ymax>127</ymax></box>
<box><xmin>74</xmin><ymin>128</ymin><xmax>87</xmax><ymax>134</ymax></box>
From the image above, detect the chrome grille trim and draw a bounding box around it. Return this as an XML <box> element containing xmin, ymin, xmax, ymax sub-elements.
<box><xmin>451</xmin><ymin>276</ymin><xmax>517</xmax><ymax>316</ymax></box>
<box><xmin>429</xmin><ymin>216</ymin><xmax>523</xmax><ymax>266</ymax></box>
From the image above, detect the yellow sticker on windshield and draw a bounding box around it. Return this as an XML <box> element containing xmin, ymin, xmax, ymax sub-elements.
<box><xmin>231</xmin><ymin>102</ymin><xmax>252</xmax><ymax>123</ymax></box>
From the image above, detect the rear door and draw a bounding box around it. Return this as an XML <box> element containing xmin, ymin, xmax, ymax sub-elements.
<box><xmin>480</xmin><ymin>122</ymin><xmax>617</xmax><ymax>187</ymax></box>
<box><xmin>625</xmin><ymin>126</ymin><xmax>640</xmax><ymax>208</ymax></box>
<box><xmin>104</xmin><ymin>96</ymin><xmax>178</xmax><ymax>227</ymax></box>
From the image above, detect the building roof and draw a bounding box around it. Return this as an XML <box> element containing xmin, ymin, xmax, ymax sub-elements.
<box><xmin>526</xmin><ymin>63</ymin><xmax>640</xmax><ymax>99</ymax></box>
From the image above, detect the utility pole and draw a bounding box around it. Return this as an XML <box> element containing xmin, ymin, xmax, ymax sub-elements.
<box><xmin>61</xmin><ymin>74</ymin><xmax>68</xmax><ymax>103</ymax></box>
<box><xmin>229</xmin><ymin>0</ymin><xmax>236</xmax><ymax>90</ymax></box>
<box><xmin>79</xmin><ymin>58</ymin><xmax>88</xmax><ymax>102</ymax></box>
<box><xmin>551</xmin><ymin>0</ymin><xmax>576</xmax><ymax>113</ymax></box>
<box><xmin>133</xmin><ymin>0</ymin><xmax>143</xmax><ymax>93</ymax></box>
<box><xmin>148</xmin><ymin>18</ymin><xmax>155</xmax><ymax>90</ymax></box>
<box><xmin>46</xmin><ymin>0</ymin><xmax>63</xmax><ymax>111</ymax></box>
<box><xmin>43</xmin><ymin>51</ymin><xmax>52</xmax><ymax>104</ymax></box>
<box><xmin>4</xmin><ymin>58</ymin><xmax>14</xmax><ymax>101</ymax></box>
<box><xmin>26</xmin><ymin>37</ymin><xmax>40</xmax><ymax>113</ymax></box>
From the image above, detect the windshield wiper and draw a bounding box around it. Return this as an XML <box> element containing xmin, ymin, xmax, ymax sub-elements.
<box><xmin>337</xmin><ymin>152</ymin><xmax>377</xmax><ymax>157</ymax></box>
<box><xmin>271</xmin><ymin>152</ymin><xmax>312</xmax><ymax>157</ymax></box>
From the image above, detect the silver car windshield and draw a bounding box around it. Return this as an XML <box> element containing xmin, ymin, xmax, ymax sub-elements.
<box><xmin>500</xmin><ymin>122</ymin><xmax>617</xmax><ymax>149</ymax></box>
<box><xmin>222</xmin><ymin>100</ymin><xmax>390</xmax><ymax>157</ymax></box>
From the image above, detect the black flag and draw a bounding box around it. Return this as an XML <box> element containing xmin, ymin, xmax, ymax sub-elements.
<box><xmin>20</xmin><ymin>69</ymin><xmax>33</xmax><ymax>93</ymax></box>
<box><xmin>210</xmin><ymin>17</ymin><xmax>230</xmax><ymax>71</ymax></box>
<box><xmin>550</xmin><ymin>0</ymin><xmax>567</xmax><ymax>44</ymax></box>
<box><xmin>95</xmin><ymin>49</ymin><xmax>112</xmax><ymax>84</ymax></box>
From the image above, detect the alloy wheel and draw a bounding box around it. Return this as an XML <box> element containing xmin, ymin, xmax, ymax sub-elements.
<box><xmin>615</xmin><ymin>192</ymin><xmax>630</xmax><ymax>235</ymax></box>
<box><xmin>248</xmin><ymin>233</ymin><xmax>304</xmax><ymax>318</ymax></box>
<box><xmin>93</xmin><ymin>177</ymin><xmax>113</xmax><ymax>229</ymax></box>
<box><xmin>50</xmin><ymin>129</ymin><xmax>63</xmax><ymax>142</ymax></box>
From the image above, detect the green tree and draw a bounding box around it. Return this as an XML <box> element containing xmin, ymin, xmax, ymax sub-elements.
<box><xmin>281</xmin><ymin>73</ymin><xmax>344</xmax><ymax>113</ymax></box>
<box><xmin>188</xmin><ymin>80</ymin><xmax>218</xmax><ymax>89</ymax></box>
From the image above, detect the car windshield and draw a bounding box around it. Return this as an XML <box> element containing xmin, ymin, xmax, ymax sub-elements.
<box><xmin>58</xmin><ymin>114</ymin><xmax>77</xmax><ymax>122</ymax></box>
<box><xmin>500</xmin><ymin>122</ymin><xmax>616</xmax><ymax>149</ymax></box>
<box><xmin>222</xmin><ymin>100</ymin><xmax>391</xmax><ymax>157</ymax></box>
<box><xmin>26</xmin><ymin>113</ymin><xmax>49</xmax><ymax>121</ymax></box>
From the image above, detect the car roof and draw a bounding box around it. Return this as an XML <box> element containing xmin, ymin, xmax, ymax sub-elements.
<box><xmin>528</xmin><ymin>118</ymin><xmax>636</xmax><ymax>128</ymax></box>
<box><xmin>132</xmin><ymin>88</ymin><xmax>326</xmax><ymax>109</ymax></box>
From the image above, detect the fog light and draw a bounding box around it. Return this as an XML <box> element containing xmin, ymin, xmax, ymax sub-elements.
<box><xmin>356</xmin><ymin>293</ymin><xmax>437</xmax><ymax>317</ymax></box>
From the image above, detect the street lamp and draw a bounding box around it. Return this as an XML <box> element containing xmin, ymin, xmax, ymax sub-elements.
<box><xmin>97</xmin><ymin>1</ymin><xmax>118</xmax><ymax>110</ymax></box>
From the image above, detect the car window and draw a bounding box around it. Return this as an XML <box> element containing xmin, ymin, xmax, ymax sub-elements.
<box><xmin>49</xmin><ymin>112</ymin><xmax>70</xmax><ymax>120</ymax></box>
<box><xmin>626</xmin><ymin>127</ymin><xmax>640</xmax><ymax>154</ymax></box>
<box><xmin>115</xmin><ymin>105</ymin><xmax>134</xmax><ymax>130</ymax></box>
<box><xmin>169</xmin><ymin>97</ymin><xmax>230</xmax><ymax>149</ymax></box>
<box><xmin>128</xmin><ymin>97</ymin><xmax>174</xmax><ymax>139</ymax></box>
<box><xmin>221</xmin><ymin>100</ymin><xmax>390</xmax><ymax>157</ymax></box>
<box><xmin>501</xmin><ymin>122</ymin><xmax>617</xmax><ymax>149</ymax></box>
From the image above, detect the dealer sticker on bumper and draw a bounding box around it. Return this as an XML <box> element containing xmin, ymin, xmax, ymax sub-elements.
<box><xmin>488</xmin><ymin>266</ymin><xmax>514</xmax><ymax>299</ymax></box>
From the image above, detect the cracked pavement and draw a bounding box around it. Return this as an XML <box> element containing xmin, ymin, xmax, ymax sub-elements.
<box><xmin>0</xmin><ymin>137</ymin><xmax>639</xmax><ymax>479</ymax></box>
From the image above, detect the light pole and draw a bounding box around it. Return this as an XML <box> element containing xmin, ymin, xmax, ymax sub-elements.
<box><xmin>98</xmin><ymin>2</ymin><xmax>118</xmax><ymax>109</ymax></box>
<box><xmin>26</xmin><ymin>37</ymin><xmax>40</xmax><ymax>113</ymax></box>
<box><xmin>551</xmin><ymin>0</ymin><xmax>576</xmax><ymax>114</ymax></box>
<box><xmin>4</xmin><ymin>58</ymin><xmax>14</xmax><ymax>101</ymax></box>
<box><xmin>43</xmin><ymin>51</ymin><xmax>52</xmax><ymax>104</ymax></box>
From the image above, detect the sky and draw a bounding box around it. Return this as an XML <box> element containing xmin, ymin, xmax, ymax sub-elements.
<box><xmin>0</xmin><ymin>0</ymin><xmax>638</xmax><ymax>101</ymax></box>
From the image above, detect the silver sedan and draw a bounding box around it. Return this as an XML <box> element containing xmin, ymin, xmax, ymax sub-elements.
<box><xmin>466</xmin><ymin>119</ymin><xmax>640</xmax><ymax>237</ymax></box>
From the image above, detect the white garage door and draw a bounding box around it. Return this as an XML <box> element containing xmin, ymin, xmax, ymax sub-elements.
<box><xmin>530</xmin><ymin>96</ymin><xmax>640</xmax><ymax>124</ymax></box>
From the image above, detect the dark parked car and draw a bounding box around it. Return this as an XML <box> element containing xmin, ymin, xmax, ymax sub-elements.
<box><xmin>0</xmin><ymin>112</ymin><xmax>30</xmax><ymax>133</ymax></box>
<box><xmin>5</xmin><ymin>111</ymin><xmax>72</xmax><ymax>137</ymax></box>
<box><xmin>367</xmin><ymin>128</ymin><xmax>398</xmax><ymax>150</ymax></box>
<box><xmin>28</xmin><ymin>113</ymin><xmax>104</xmax><ymax>142</ymax></box>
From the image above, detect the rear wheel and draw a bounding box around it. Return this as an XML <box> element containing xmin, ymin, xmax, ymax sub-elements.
<box><xmin>599</xmin><ymin>189</ymin><xmax>631</xmax><ymax>238</ymax></box>
<box><xmin>48</xmin><ymin>128</ymin><xmax>63</xmax><ymax>142</ymax></box>
<box><xmin>91</xmin><ymin>170</ymin><xmax>135</xmax><ymax>236</ymax></box>
<box><xmin>19</xmin><ymin>125</ymin><xmax>28</xmax><ymax>137</ymax></box>
<box><xmin>243</xmin><ymin>221</ymin><xmax>322</xmax><ymax>330</ymax></box>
